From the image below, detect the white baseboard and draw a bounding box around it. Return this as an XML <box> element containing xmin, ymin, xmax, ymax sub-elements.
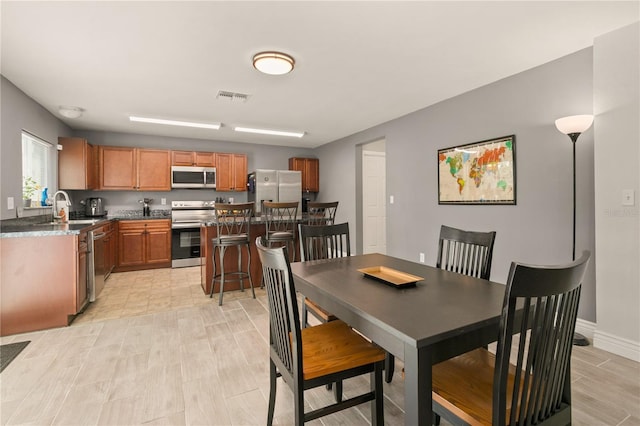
<box><xmin>593</xmin><ymin>329</ymin><xmax>640</xmax><ymax>362</ymax></box>
<box><xmin>575</xmin><ymin>319</ymin><xmax>640</xmax><ymax>361</ymax></box>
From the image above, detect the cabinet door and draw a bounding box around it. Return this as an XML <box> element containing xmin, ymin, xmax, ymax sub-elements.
<box><xmin>100</xmin><ymin>146</ymin><xmax>136</xmax><ymax>190</ymax></box>
<box><xmin>117</xmin><ymin>223</ymin><xmax>146</xmax><ymax>267</ymax></box>
<box><xmin>195</xmin><ymin>152</ymin><xmax>215</xmax><ymax>167</ymax></box>
<box><xmin>172</xmin><ymin>150</ymin><xmax>195</xmax><ymax>166</ymax></box>
<box><xmin>215</xmin><ymin>153</ymin><xmax>232</xmax><ymax>191</ymax></box>
<box><xmin>137</xmin><ymin>149</ymin><xmax>171</xmax><ymax>191</ymax></box>
<box><xmin>305</xmin><ymin>158</ymin><xmax>320</xmax><ymax>192</ymax></box>
<box><xmin>232</xmin><ymin>154</ymin><xmax>247</xmax><ymax>191</ymax></box>
<box><xmin>145</xmin><ymin>222</ymin><xmax>171</xmax><ymax>265</ymax></box>
<box><xmin>77</xmin><ymin>234</ymin><xmax>88</xmax><ymax>312</ymax></box>
<box><xmin>58</xmin><ymin>137</ymin><xmax>97</xmax><ymax>190</ymax></box>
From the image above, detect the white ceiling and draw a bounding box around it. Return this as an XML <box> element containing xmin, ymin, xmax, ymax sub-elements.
<box><xmin>2</xmin><ymin>1</ymin><xmax>638</xmax><ymax>148</ymax></box>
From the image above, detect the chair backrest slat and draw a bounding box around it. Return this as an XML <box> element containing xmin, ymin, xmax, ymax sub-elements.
<box><xmin>437</xmin><ymin>225</ymin><xmax>496</xmax><ymax>280</ymax></box>
<box><xmin>299</xmin><ymin>222</ymin><xmax>351</xmax><ymax>262</ymax></box>
<box><xmin>495</xmin><ymin>251</ymin><xmax>590</xmax><ymax>426</ymax></box>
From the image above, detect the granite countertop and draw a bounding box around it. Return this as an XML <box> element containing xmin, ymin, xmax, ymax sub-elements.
<box><xmin>0</xmin><ymin>210</ymin><xmax>171</xmax><ymax>238</ymax></box>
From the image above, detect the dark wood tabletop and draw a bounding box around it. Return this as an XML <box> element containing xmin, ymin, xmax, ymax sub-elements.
<box><xmin>290</xmin><ymin>252</ymin><xmax>507</xmax><ymax>425</ymax></box>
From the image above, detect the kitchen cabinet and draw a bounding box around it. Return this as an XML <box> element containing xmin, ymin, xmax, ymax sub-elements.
<box><xmin>58</xmin><ymin>137</ymin><xmax>98</xmax><ymax>190</ymax></box>
<box><xmin>99</xmin><ymin>146</ymin><xmax>171</xmax><ymax>191</ymax></box>
<box><xmin>171</xmin><ymin>150</ymin><xmax>216</xmax><ymax>167</ymax></box>
<box><xmin>116</xmin><ymin>219</ymin><xmax>171</xmax><ymax>271</ymax></box>
<box><xmin>216</xmin><ymin>153</ymin><xmax>247</xmax><ymax>191</ymax></box>
<box><xmin>289</xmin><ymin>157</ymin><xmax>319</xmax><ymax>192</ymax></box>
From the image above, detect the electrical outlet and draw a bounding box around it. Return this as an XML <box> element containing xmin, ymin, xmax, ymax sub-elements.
<box><xmin>161</xmin><ymin>198</ymin><xmax>166</xmax><ymax>205</ymax></box>
<box><xmin>419</xmin><ymin>252</ymin><xmax>425</xmax><ymax>263</ymax></box>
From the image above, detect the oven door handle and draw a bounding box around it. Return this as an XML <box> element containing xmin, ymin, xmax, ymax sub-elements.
<box><xmin>171</xmin><ymin>222</ymin><xmax>204</xmax><ymax>229</ymax></box>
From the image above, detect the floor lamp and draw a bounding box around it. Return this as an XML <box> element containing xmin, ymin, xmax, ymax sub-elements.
<box><xmin>555</xmin><ymin>114</ymin><xmax>594</xmax><ymax>346</ymax></box>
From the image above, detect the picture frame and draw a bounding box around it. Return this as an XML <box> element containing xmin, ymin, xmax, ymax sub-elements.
<box><xmin>437</xmin><ymin>135</ymin><xmax>516</xmax><ymax>205</ymax></box>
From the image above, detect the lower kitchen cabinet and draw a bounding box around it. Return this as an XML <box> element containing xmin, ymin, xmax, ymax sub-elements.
<box><xmin>77</xmin><ymin>231</ymin><xmax>89</xmax><ymax>313</ymax></box>
<box><xmin>103</xmin><ymin>221</ymin><xmax>116</xmax><ymax>279</ymax></box>
<box><xmin>116</xmin><ymin>219</ymin><xmax>171</xmax><ymax>271</ymax></box>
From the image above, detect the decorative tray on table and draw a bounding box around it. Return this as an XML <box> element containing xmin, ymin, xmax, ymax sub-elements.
<box><xmin>357</xmin><ymin>266</ymin><xmax>423</xmax><ymax>288</ymax></box>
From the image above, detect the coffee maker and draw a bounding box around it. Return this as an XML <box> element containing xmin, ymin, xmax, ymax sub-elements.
<box><xmin>139</xmin><ymin>198</ymin><xmax>152</xmax><ymax>216</ymax></box>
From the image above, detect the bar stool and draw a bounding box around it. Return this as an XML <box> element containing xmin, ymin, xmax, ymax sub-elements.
<box><xmin>262</xmin><ymin>201</ymin><xmax>298</xmax><ymax>262</ymax></box>
<box><xmin>210</xmin><ymin>202</ymin><xmax>255</xmax><ymax>305</ymax></box>
<box><xmin>306</xmin><ymin>201</ymin><xmax>338</xmax><ymax>225</ymax></box>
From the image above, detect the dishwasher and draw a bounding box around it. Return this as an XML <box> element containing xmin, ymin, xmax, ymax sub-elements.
<box><xmin>88</xmin><ymin>229</ymin><xmax>107</xmax><ymax>302</ymax></box>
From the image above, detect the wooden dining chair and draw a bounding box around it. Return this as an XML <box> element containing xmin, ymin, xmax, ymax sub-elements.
<box><xmin>298</xmin><ymin>222</ymin><xmax>350</xmax><ymax>328</ymax></box>
<box><xmin>437</xmin><ymin>224</ymin><xmax>497</xmax><ymax>280</ymax></box>
<box><xmin>386</xmin><ymin>224</ymin><xmax>497</xmax><ymax>383</ymax></box>
<box><xmin>256</xmin><ymin>236</ymin><xmax>386</xmax><ymax>426</ymax></box>
<box><xmin>306</xmin><ymin>201</ymin><xmax>339</xmax><ymax>225</ymax></box>
<box><xmin>432</xmin><ymin>251</ymin><xmax>590</xmax><ymax>426</ymax></box>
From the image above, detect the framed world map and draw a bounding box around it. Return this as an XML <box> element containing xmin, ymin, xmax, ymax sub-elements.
<box><xmin>438</xmin><ymin>135</ymin><xmax>516</xmax><ymax>205</ymax></box>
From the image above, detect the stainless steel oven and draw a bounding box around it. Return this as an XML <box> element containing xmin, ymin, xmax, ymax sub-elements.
<box><xmin>171</xmin><ymin>201</ymin><xmax>215</xmax><ymax>268</ymax></box>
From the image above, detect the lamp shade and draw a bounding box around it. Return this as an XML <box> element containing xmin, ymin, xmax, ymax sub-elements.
<box><xmin>253</xmin><ymin>52</ymin><xmax>295</xmax><ymax>75</ymax></box>
<box><xmin>555</xmin><ymin>115</ymin><xmax>594</xmax><ymax>135</ymax></box>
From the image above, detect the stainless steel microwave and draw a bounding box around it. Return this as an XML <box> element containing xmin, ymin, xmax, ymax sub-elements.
<box><xmin>171</xmin><ymin>166</ymin><xmax>216</xmax><ymax>189</ymax></box>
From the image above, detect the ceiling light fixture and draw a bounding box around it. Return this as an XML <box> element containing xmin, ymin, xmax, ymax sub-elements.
<box><xmin>129</xmin><ymin>116</ymin><xmax>221</xmax><ymax>130</ymax></box>
<box><xmin>252</xmin><ymin>51</ymin><xmax>295</xmax><ymax>75</ymax></box>
<box><xmin>58</xmin><ymin>106</ymin><xmax>84</xmax><ymax>119</ymax></box>
<box><xmin>234</xmin><ymin>126</ymin><xmax>304</xmax><ymax>138</ymax></box>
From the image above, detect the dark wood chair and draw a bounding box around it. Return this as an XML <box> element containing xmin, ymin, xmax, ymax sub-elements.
<box><xmin>306</xmin><ymin>201</ymin><xmax>339</xmax><ymax>225</ymax></box>
<box><xmin>210</xmin><ymin>202</ymin><xmax>255</xmax><ymax>305</ymax></box>
<box><xmin>432</xmin><ymin>251</ymin><xmax>590</xmax><ymax>426</ymax></box>
<box><xmin>256</xmin><ymin>236</ymin><xmax>385</xmax><ymax>426</ymax></box>
<box><xmin>262</xmin><ymin>201</ymin><xmax>299</xmax><ymax>261</ymax></box>
<box><xmin>298</xmin><ymin>222</ymin><xmax>350</xmax><ymax>328</ymax></box>
<box><xmin>386</xmin><ymin>224</ymin><xmax>497</xmax><ymax>383</ymax></box>
<box><xmin>436</xmin><ymin>224</ymin><xmax>497</xmax><ymax>279</ymax></box>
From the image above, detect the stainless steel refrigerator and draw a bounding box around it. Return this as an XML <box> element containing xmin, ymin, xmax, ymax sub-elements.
<box><xmin>247</xmin><ymin>169</ymin><xmax>302</xmax><ymax>215</ymax></box>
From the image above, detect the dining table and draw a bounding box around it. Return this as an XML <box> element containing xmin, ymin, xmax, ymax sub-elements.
<box><xmin>289</xmin><ymin>252</ymin><xmax>507</xmax><ymax>426</ymax></box>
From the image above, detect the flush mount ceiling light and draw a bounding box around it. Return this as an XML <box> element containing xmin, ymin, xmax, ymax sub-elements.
<box><xmin>252</xmin><ymin>51</ymin><xmax>295</xmax><ymax>75</ymax></box>
<box><xmin>234</xmin><ymin>126</ymin><xmax>304</xmax><ymax>138</ymax></box>
<box><xmin>129</xmin><ymin>116</ymin><xmax>221</xmax><ymax>130</ymax></box>
<box><xmin>58</xmin><ymin>106</ymin><xmax>84</xmax><ymax>119</ymax></box>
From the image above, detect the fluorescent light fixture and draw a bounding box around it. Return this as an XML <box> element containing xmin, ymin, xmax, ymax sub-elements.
<box><xmin>233</xmin><ymin>126</ymin><xmax>305</xmax><ymax>138</ymax></box>
<box><xmin>129</xmin><ymin>116</ymin><xmax>221</xmax><ymax>130</ymax></box>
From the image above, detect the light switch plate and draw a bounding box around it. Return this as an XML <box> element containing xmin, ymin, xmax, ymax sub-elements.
<box><xmin>390</xmin><ymin>195</ymin><xmax>394</xmax><ymax>204</ymax></box>
<box><xmin>7</xmin><ymin>197</ymin><xmax>14</xmax><ymax>210</ymax></box>
<box><xmin>622</xmin><ymin>189</ymin><xmax>635</xmax><ymax>206</ymax></box>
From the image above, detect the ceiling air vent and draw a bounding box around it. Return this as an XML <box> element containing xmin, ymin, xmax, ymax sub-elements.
<box><xmin>216</xmin><ymin>90</ymin><xmax>250</xmax><ymax>102</ymax></box>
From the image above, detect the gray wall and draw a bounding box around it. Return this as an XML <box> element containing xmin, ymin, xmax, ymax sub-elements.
<box><xmin>1</xmin><ymin>77</ymin><xmax>72</xmax><ymax>220</ymax></box>
<box><xmin>317</xmin><ymin>48</ymin><xmax>597</xmax><ymax>322</ymax></box>
<box><xmin>593</xmin><ymin>23</ymin><xmax>639</xmax><ymax>353</ymax></box>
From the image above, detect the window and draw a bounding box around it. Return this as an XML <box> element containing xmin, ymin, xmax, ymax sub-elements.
<box><xmin>22</xmin><ymin>131</ymin><xmax>52</xmax><ymax>203</ymax></box>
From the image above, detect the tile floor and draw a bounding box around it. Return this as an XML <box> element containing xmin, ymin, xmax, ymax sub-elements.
<box><xmin>1</xmin><ymin>267</ymin><xmax>639</xmax><ymax>425</ymax></box>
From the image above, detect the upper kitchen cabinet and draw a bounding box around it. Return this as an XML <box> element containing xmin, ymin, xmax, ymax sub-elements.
<box><xmin>58</xmin><ymin>137</ymin><xmax>98</xmax><ymax>190</ymax></box>
<box><xmin>289</xmin><ymin>157</ymin><xmax>319</xmax><ymax>192</ymax></box>
<box><xmin>99</xmin><ymin>146</ymin><xmax>171</xmax><ymax>191</ymax></box>
<box><xmin>216</xmin><ymin>153</ymin><xmax>247</xmax><ymax>192</ymax></box>
<box><xmin>171</xmin><ymin>150</ymin><xmax>216</xmax><ymax>167</ymax></box>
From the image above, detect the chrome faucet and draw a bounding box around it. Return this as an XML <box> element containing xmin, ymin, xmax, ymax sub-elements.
<box><xmin>52</xmin><ymin>190</ymin><xmax>72</xmax><ymax>221</ymax></box>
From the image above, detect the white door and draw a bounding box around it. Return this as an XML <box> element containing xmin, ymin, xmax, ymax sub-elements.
<box><xmin>363</xmin><ymin>150</ymin><xmax>386</xmax><ymax>254</ymax></box>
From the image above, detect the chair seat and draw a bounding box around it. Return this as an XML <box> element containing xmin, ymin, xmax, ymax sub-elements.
<box><xmin>432</xmin><ymin>348</ymin><xmax>523</xmax><ymax>426</ymax></box>
<box><xmin>268</xmin><ymin>231</ymin><xmax>295</xmax><ymax>240</ymax></box>
<box><xmin>216</xmin><ymin>233</ymin><xmax>249</xmax><ymax>244</ymax></box>
<box><xmin>300</xmin><ymin>320</ymin><xmax>385</xmax><ymax>380</ymax></box>
<box><xmin>304</xmin><ymin>298</ymin><xmax>337</xmax><ymax>323</ymax></box>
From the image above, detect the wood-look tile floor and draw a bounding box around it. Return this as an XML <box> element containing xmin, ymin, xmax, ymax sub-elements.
<box><xmin>1</xmin><ymin>267</ymin><xmax>639</xmax><ymax>425</ymax></box>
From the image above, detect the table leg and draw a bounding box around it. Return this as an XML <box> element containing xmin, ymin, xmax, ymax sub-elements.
<box><xmin>403</xmin><ymin>343</ymin><xmax>432</xmax><ymax>425</ymax></box>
